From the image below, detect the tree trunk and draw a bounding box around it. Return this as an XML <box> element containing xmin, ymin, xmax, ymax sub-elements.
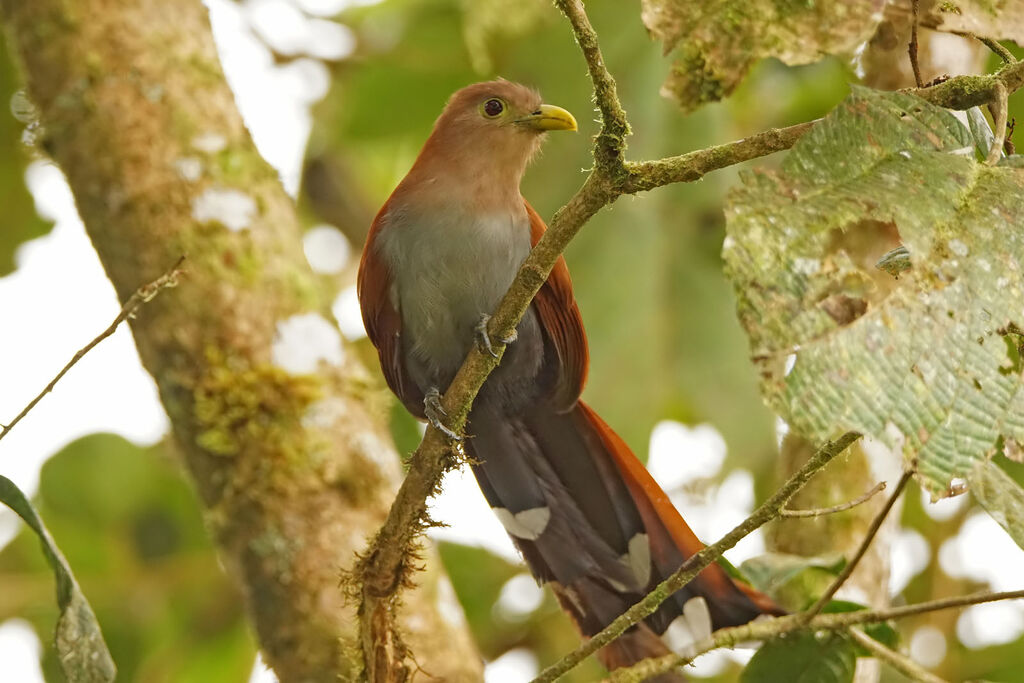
<box><xmin>0</xmin><ymin>1</ymin><xmax>482</xmax><ymax>680</ymax></box>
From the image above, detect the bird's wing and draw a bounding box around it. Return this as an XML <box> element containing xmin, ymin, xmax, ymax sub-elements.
<box><xmin>357</xmin><ymin>202</ymin><xmax>425</xmax><ymax>418</ymax></box>
<box><xmin>525</xmin><ymin>199</ymin><xmax>589</xmax><ymax>410</ymax></box>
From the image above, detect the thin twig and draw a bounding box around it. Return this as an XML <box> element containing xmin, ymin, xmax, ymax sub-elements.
<box><xmin>606</xmin><ymin>589</ymin><xmax>1024</xmax><ymax>681</ymax></box>
<box><xmin>531</xmin><ymin>432</ymin><xmax>861</xmax><ymax>683</ymax></box>
<box><xmin>909</xmin><ymin>0</ymin><xmax>924</xmax><ymax>88</ymax></box>
<box><xmin>781</xmin><ymin>481</ymin><xmax>886</xmax><ymax>518</ymax></box>
<box><xmin>801</xmin><ymin>469</ymin><xmax>913</xmax><ymax>622</ymax></box>
<box><xmin>848</xmin><ymin>627</ymin><xmax>948</xmax><ymax>683</ymax></box>
<box><xmin>0</xmin><ymin>256</ymin><xmax>185</xmax><ymax>444</ymax></box>
<box><xmin>978</xmin><ymin>37</ymin><xmax>1016</xmax><ymax>65</ymax></box>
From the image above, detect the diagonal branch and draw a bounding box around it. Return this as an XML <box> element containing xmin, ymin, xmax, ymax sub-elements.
<box><xmin>801</xmin><ymin>468</ymin><xmax>914</xmax><ymax>623</ymax></box>
<box><xmin>848</xmin><ymin>627</ymin><xmax>948</xmax><ymax>683</ymax></box>
<box><xmin>606</xmin><ymin>589</ymin><xmax>1024</xmax><ymax>681</ymax></box>
<box><xmin>531</xmin><ymin>431</ymin><xmax>861</xmax><ymax>682</ymax></box>
<box><xmin>0</xmin><ymin>256</ymin><xmax>185</xmax><ymax>444</ymax></box>
<box><xmin>354</xmin><ymin>0</ymin><xmax>1024</xmax><ymax>678</ymax></box>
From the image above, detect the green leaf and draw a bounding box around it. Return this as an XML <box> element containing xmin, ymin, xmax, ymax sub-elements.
<box><xmin>0</xmin><ymin>434</ymin><xmax>253</xmax><ymax>682</ymax></box>
<box><xmin>724</xmin><ymin>87</ymin><xmax>1024</xmax><ymax>495</ymax></box>
<box><xmin>966</xmin><ymin>106</ymin><xmax>997</xmax><ymax>160</ymax></box>
<box><xmin>0</xmin><ymin>474</ymin><xmax>115</xmax><ymax>683</ymax></box>
<box><xmin>969</xmin><ymin>459</ymin><xmax>1024</xmax><ymax>550</ymax></box>
<box><xmin>639</xmin><ymin>0</ymin><xmax>879</xmax><ymax>110</ymax></box>
<box><xmin>739</xmin><ymin>552</ymin><xmax>845</xmax><ymax>597</ymax></box>
<box><xmin>741</xmin><ymin>631</ymin><xmax>855</xmax><ymax>683</ymax></box>
<box><xmin>822</xmin><ymin>600</ymin><xmax>899</xmax><ymax>652</ymax></box>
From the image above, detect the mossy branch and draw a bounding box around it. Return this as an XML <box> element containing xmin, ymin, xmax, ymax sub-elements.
<box><xmin>605</xmin><ymin>589</ymin><xmax>1024</xmax><ymax>682</ymax></box>
<box><xmin>354</xmin><ymin>0</ymin><xmax>1024</xmax><ymax>678</ymax></box>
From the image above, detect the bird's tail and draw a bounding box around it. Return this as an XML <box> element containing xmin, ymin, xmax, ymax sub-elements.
<box><xmin>465</xmin><ymin>400</ymin><xmax>781</xmax><ymax>677</ymax></box>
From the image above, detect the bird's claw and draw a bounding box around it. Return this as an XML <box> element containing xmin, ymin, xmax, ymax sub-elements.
<box><xmin>475</xmin><ymin>314</ymin><xmax>516</xmax><ymax>358</ymax></box>
<box><xmin>424</xmin><ymin>388</ymin><xmax>462</xmax><ymax>441</ymax></box>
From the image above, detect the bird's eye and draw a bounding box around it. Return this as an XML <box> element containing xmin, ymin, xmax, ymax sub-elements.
<box><xmin>482</xmin><ymin>98</ymin><xmax>505</xmax><ymax>118</ymax></box>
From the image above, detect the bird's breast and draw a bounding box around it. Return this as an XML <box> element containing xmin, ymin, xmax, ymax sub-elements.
<box><xmin>376</xmin><ymin>206</ymin><xmax>533</xmax><ymax>380</ymax></box>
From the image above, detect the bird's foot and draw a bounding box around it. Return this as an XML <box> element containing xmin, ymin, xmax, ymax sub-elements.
<box><xmin>475</xmin><ymin>314</ymin><xmax>517</xmax><ymax>358</ymax></box>
<box><xmin>424</xmin><ymin>388</ymin><xmax>461</xmax><ymax>441</ymax></box>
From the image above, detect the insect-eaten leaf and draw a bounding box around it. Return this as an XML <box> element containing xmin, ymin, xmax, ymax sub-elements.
<box><xmin>724</xmin><ymin>87</ymin><xmax>1024</xmax><ymax>497</ymax></box>
<box><xmin>0</xmin><ymin>475</ymin><xmax>116</xmax><ymax>683</ymax></box>
<box><xmin>741</xmin><ymin>631</ymin><xmax>856</xmax><ymax>683</ymax></box>
<box><xmin>969</xmin><ymin>459</ymin><xmax>1024</xmax><ymax>550</ymax></box>
<box><xmin>639</xmin><ymin>0</ymin><xmax>882</xmax><ymax>110</ymax></box>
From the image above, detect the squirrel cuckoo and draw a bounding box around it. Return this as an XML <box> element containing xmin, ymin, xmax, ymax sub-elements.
<box><xmin>358</xmin><ymin>81</ymin><xmax>779</xmax><ymax>675</ymax></box>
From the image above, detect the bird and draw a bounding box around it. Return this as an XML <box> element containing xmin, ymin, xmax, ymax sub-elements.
<box><xmin>357</xmin><ymin>80</ymin><xmax>780</xmax><ymax>676</ymax></box>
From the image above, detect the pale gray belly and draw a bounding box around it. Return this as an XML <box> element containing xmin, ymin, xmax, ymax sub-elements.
<box><xmin>378</xmin><ymin>210</ymin><xmax>546</xmax><ymax>408</ymax></box>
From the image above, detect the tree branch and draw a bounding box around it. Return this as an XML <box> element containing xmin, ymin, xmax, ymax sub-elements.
<box><xmin>623</xmin><ymin>121</ymin><xmax>817</xmax><ymax>193</ymax></box>
<box><xmin>780</xmin><ymin>481</ymin><xmax>886</xmax><ymax>518</ymax></box>
<box><xmin>607</xmin><ymin>589</ymin><xmax>1024</xmax><ymax>681</ymax></box>
<box><xmin>848</xmin><ymin>627</ymin><xmax>948</xmax><ymax>683</ymax></box>
<box><xmin>0</xmin><ymin>256</ymin><xmax>185</xmax><ymax>443</ymax></box>
<box><xmin>801</xmin><ymin>469</ymin><xmax>914</xmax><ymax>622</ymax></box>
<box><xmin>909</xmin><ymin>0</ymin><xmax>924</xmax><ymax>88</ymax></box>
<box><xmin>354</xmin><ymin>0</ymin><xmax>1024</xmax><ymax>677</ymax></box>
<box><xmin>977</xmin><ymin>37</ymin><xmax>1017</xmax><ymax>65</ymax></box>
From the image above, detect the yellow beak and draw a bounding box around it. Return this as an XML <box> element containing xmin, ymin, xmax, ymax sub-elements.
<box><xmin>516</xmin><ymin>104</ymin><xmax>578</xmax><ymax>132</ymax></box>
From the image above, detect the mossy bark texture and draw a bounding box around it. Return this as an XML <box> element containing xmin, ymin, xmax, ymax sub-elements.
<box><xmin>0</xmin><ymin>1</ymin><xmax>482</xmax><ymax>680</ymax></box>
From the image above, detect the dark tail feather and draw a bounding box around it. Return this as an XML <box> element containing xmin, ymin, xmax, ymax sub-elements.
<box><xmin>573</xmin><ymin>402</ymin><xmax>785</xmax><ymax>623</ymax></box>
<box><xmin>466</xmin><ymin>399</ymin><xmax>781</xmax><ymax>678</ymax></box>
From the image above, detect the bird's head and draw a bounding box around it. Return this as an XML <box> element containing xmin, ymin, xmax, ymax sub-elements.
<box><xmin>405</xmin><ymin>80</ymin><xmax>577</xmax><ymax>208</ymax></box>
<box><xmin>438</xmin><ymin>80</ymin><xmax>577</xmax><ymax>138</ymax></box>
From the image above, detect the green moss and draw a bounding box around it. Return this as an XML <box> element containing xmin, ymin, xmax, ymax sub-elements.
<box><xmin>211</xmin><ymin>146</ymin><xmax>277</xmax><ymax>186</ymax></box>
<box><xmin>175</xmin><ymin>223</ymin><xmax>265</xmax><ymax>286</ymax></box>
<box><xmin>671</xmin><ymin>46</ymin><xmax>727</xmax><ymax>108</ymax></box>
<box><xmin>184</xmin><ymin>54</ymin><xmax>226</xmax><ymax>88</ymax></box>
<box><xmin>295</xmin><ymin>277</ymin><xmax>322</xmax><ymax>313</ymax></box>
<box><xmin>193</xmin><ymin>346</ymin><xmax>323</xmax><ymax>459</ymax></box>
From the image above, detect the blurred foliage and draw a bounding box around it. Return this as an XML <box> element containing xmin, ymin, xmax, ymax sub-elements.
<box><xmin>739</xmin><ymin>551</ymin><xmax>845</xmax><ymax>610</ymax></box>
<box><xmin>438</xmin><ymin>541</ymin><xmax>607</xmax><ymax>681</ymax></box>
<box><xmin>2</xmin><ymin>0</ymin><xmax>1024</xmax><ymax>681</ymax></box>
<box><xmin>741</xmin><ymin>631</ymin><xmax>855</xmax><ymax>683</ymax></box>
<box><xmin>0</xmin><ymin>474</ymin><xmax>115</xmax><ymax>682</ymax></box>
<box><xmin>0</xmin><ymin>28</ymin><xmax>52</xmax><ymax>276</ymax></box>
<box><xmin>0</xmin><ymin>435</ymin><xmax>254</xmax><ymax>682</ymax></box>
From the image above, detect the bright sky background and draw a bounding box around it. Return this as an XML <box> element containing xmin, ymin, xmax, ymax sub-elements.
<box><xmin>1</xmin><ymin>1</ymin><xmax>1022</xmax><ymax>681</ymax></box>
